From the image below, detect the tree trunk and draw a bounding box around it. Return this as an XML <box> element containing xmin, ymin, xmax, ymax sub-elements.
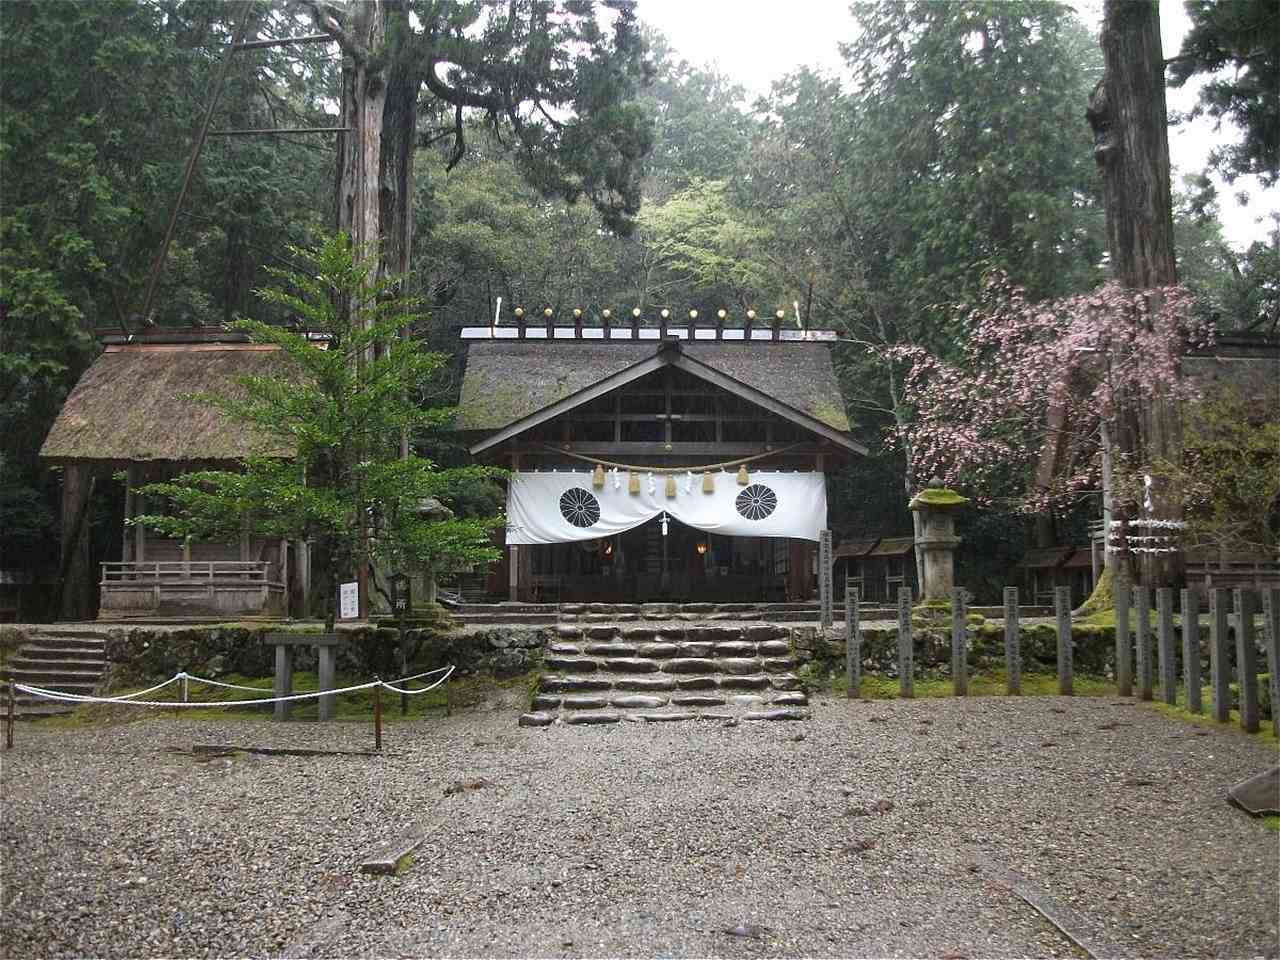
<box><xmin>1087</xmin><ymin>0</ymin><xmax>1183</xmax><ymax>589</ymax></box>
<box><xmin>334</xmin><ymin>0</ymin><xmax>387</xmax><ymax>287</ymax></box>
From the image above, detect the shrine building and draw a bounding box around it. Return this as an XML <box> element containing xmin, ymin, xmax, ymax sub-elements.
<box><xmin>454</xmin><ymin>310</ymin><xmax>865</xmax><ymax>603</ymax></box>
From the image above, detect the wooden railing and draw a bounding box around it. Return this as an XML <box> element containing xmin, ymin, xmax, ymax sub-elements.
<box><xmin>101</xmin><ymin>561</ymin><xmax>276</xmax><ymax>584</ymax></box>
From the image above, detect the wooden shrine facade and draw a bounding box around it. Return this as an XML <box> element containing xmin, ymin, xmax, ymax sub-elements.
<box><xmin>456</xmin><ymin>328</ymin><xmax>863</xmax><ymax>603</ymax></box>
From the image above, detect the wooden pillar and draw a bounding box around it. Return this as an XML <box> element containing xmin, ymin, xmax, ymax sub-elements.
<box><xmin>58</xmin><ymin>463</ymin><xmax>96</xmax><ymax>621</ymax></box>
<box><xmin>299</xmin><ymin>540</ymin><xmax>312</xmax><ymax>620</ymax></box>
<box><xmin>123</xmin><ymin>464</ymin><xmax>138</xmax><ymax>562</ymax></box>
<box><xmin>135</xmin><ymin>490</ymin><xmax>147</xmax><ymax>563</ymax></box>
<box><xmin>1181</xmin><ymin>587</ymin><xmax>1202</xmax><ymax>714</ymax></box>
<box><xmin>1209</xmin><ymin>587</ymin><xmax>1231</xmax><ymax>722</ymax></box>
<box><xmin>509</xmin><ymin>454</ymin><xmax>521</xmax><ymax>602</ymax></box>
<box><xmin>1114</xmin><ymin>573</ymin><xmax>1132</xmax><ymax>696</ymax></box>
<box><xmin>1234</xmin><ymin>588</ymin><xmax>1260</xmax><ymax>734</ymax></box>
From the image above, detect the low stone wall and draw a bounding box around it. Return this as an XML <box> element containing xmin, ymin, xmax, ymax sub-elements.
<box><xmin>99</xmin><ymin>623</ymin><xmax>552</xmax><ymax>690</ymax></box>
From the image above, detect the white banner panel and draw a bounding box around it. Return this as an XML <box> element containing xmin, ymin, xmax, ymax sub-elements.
<box><xmin>505</xmin><ymin>470</ymin><xmax>827</xmax><ymax>544</ymax></box>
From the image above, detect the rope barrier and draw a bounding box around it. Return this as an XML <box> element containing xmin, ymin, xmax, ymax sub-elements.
<box><xmin>538</xmin><ymin>442</ymin><xmax>804</xmax><ymax>474</ymax></box>
<box><xmin>378</xmin><ymin>665</ymin><xmax>455</xmax><ymax>695</ymax></box>
<box><xmin>13</xmin><ymin>665</ymin><xmax>458</xmax><ymax>710</ymax></box>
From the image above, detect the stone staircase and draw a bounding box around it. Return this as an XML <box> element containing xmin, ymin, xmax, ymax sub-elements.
<box><xmin>1</xmin><ymin>629</ymin><xmax>107</xmax><ymax>718</ymax></box>
<box><xmin>520</xmin><ymin>623</ymin><xmax>809</xmax><ymax>727</ymax></box>
<box><xmin>450</xmin><ymin>600</ymin><xmax>836</xmax><ymax>627</ymax></box>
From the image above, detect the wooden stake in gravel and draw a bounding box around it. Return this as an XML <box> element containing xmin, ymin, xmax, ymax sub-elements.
<box><xmin>1156</xmin><ymin>587</ymin><xmax>1176</xmax><ymax>705</ymax></box>
<box><xmin>1004</xmin><ymin>586</ymin><xmax>1021</xmax><ymax>695</ymax></box>
<box><xmin>952</xmin><ymin>587</ymin><xmax>968</xmax><ymax>697</ymax></box>
<box><xmin>374</xmin><ymin>681</ymin><xmax>384</xmax><ymax>751</ymax></box>
<box><xmin>1113</xmin><ymin>574</ymin><xmax>1132</xmax><ymax>696</ymax></box>
<box><xmin>845</xmin><ymin>582</ymin><xmax>861</xmax><ymax>700</ymax></box>
<box><xmin>1209</xmin><ymin>587</ymin><xmax>1231</xmax><ymax>722</ymax></box>
<box><xmin>1181</xmin><ymin>588</ymin><xmax>1202</xmax><ymax>715</ymax></box>
<box><xmin>1234</xmin><ymin>588</ymin><xmax>1260</xmax><ymax>734</ymax></box>
<box><xmin>5</xmin><ymin>681</ymin><xmax>13</xmax><ymax>750</ymax></box>
<box><xmin>897</xmin><ymin>587</ymin><xmax>913</xmax><ymax>699</ymax></box>
<box><xmin>1135</xmin><ymin>586</ymin><xmax>1153</xmax><ymax>701</ymax></box>
<box><xmin>1054</xmin><ymin>587</ymin><xmax>1073</xmax><ymax>696</ymax></box>
<box><xmin>1263</xmin><ymin>588</ymin><xmax>1280</xmax><ymax>740</ymax></box>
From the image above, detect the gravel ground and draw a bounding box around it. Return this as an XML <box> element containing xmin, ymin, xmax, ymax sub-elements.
<box><xmin>2</xmin><ymin>690</ymin><xmax>1277</xmax><ymax>959</ymax></box>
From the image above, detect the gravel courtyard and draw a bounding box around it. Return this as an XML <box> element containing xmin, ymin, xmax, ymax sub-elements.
<box><xmin>2</xmin><ymin>691</ymin><xmax>1276</xmax><ymax>959</ymax></box>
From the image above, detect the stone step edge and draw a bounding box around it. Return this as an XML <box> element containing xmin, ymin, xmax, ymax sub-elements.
<box><xmin>519</xmin><ymin>707</ymin><xmax>808</xmax><ymax>727</ymax></box>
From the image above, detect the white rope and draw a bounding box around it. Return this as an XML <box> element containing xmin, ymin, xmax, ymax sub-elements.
<box><xmin>15</xmin><ymin>665</ymin><xmax>458</xmax><ymax>709</ymax></box>
<box><xmin>378</xmin><ymin>665</ymin><xmax>455</xmax><ymax>695</ymax></box>
<box><xmin>15</xmin><ymin>678</ymin><xmax>383</xmax><ymax>708</ymax></box>
<box><xmin>181</xmin><ymin>674</ymin><xmax>275</xmax><ymax>693</ymax></box>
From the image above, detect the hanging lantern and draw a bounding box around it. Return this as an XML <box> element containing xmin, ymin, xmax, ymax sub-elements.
<box><xmin>592</xmin><ymin>463</ymin><xmax>605</xmax><ymax>489</ymax></box>
<box><xmin>665</xmin><ymin>474</ymin><xmax>677</xmax><ymax>498</ymax></box>
<box><xmin>628</xmin><ymin>471</ymin><xmax>640</xmax><ymax>495</ymax></box>
<box><xmin>737</xmin><ymin>464</ymin><xmax>750</xmax><ymax>485</ymax></box>
<box><xmin>702</xmin><ymin>471</ymin><xmax>715</xmax><ymax>493</ymax></box>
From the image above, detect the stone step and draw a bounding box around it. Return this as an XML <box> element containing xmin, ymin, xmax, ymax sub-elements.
<box><xmin>451</xmin><ymin>612</ymin><xmax>558</xmax><ymax>625</ymax></box>
<box><xmin>8</xmin><ymin>655</ymin><xmax>106</xmax><ymax>672</ymax></box>
<box><xmin>537</xmin><ymin>672</ymin><xmax>803</xmax><ymax>695</ymax></box>
<box><xmin>9</xmin><ymin>698</ymin><xmax>79</xmax><ymax>719</ymax></box>
<box><xmin>18</xmin><ymin>638</ymin><xmax>107</xmax><ymax>656</ymax></box>
<box><xmin>2</xmin><ymin>666</ymin><xmax>103</xmax><ymax>687</ymax></box>
<box><xmin>519</xmin><ymin>704</ymin><xmax>808</xmax><ymax>727</ymax></box>
<box><xmin>455</xmin><ymin>603</ymin><xmax>558</xmax><ymax>614</ymax></box>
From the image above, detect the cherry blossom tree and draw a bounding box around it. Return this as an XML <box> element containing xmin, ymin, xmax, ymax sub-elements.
<box><xmin>890</xmin><ymin>275</ymin><xmax>1209</xmax><ymax>522</ymax></box>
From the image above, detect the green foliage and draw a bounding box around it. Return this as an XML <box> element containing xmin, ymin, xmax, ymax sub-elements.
<box><xmin>1168</xmin><ymin>0</ymin><xmax>1280</xmax><ymax>186</ymax></box>
<box><xmin>133</xmin><ymin>235</ymin><xmax>504</xmax><ymax>616</ymax></box>
<box><xmin>1180</xmin><ymin>387</ymin><xmax>1280</xmax><ymax>556</ymax></box>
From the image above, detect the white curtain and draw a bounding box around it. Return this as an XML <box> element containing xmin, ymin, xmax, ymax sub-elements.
<box><xmin>505</xmin><ymin>469</ymin><xmax>827</xmax><ymax>544</ymax></box>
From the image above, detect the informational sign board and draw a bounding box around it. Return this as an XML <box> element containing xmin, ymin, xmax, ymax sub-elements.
<box><xmin>819</xmin><ymin>529</ymin><xmax>833</xmax><ymax>629</ymax></box>
<box><xmin>338</xmin><ymin>581</ymin><xmax>359</xmax><ymax>620</ymax></box>
<box><xmin>390</xmin><ymin>573</ymin><xmax>411</xmax><ymax>617</ymax></box>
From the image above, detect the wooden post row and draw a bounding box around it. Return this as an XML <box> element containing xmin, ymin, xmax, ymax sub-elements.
<box><xmin>1003</xmin><ymin>586</ymin><xmax>1020</xmax><ymax>695</ymax></box>
<box><xmin>1054</xmin><ymin>586</ymin><xmax>1073</xmax><ymax>696</ymax></box>
<box><xmin>1156</xmin><ymin>587</ymin><xmax>1176</xmax><ymax>706</ymax></box>
<box><xmin>1180</xmin><ymin>588</ymin><xmax>1201</xmax><ymax>715</ymax></box>
<box><xmin>1264</xmin><ymin>588</ymin><xmax>1280</xmax><ymax>740</ymax></box>
<box><xmin>951</xmin><ymin>587</ymin><xmax>968</xmax><ymax>697</ymax></box>
<box><xmin>897</xmin><ymin>587</ymin><xmax>913</xmax><ymax>699</ymax></box>
<box><xmin>1209</xmin><ymin>587</ymin><xmax>1231</xmax><ymax>723</ymax></box>
<box><xmin>1135</xmin><ymin>586</ymin><xmax>1153</xmax><ymax>701</ymax></box>
<box><xmin>845</xmin><ymin>582</ymin><xmax>861</xmax><ymax>699</ymax></box>
<box><xmin>1234</xmin><ymin>588</ymin><xmax>1260</xmax><ymax>734</ymax></box>
<box><xmin>1114</xmin><ymin>575</ymin><xmax>1132</xmax><ymax>697</ymax></box>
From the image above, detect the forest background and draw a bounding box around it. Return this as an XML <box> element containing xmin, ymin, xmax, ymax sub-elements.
<box><xmin>2</xmin><ymin>0</ymin><xmax>1276</xmax><ymax>601</ymax></box>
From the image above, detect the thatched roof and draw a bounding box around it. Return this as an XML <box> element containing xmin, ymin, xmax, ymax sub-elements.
<box><xmin>456</xmin><ymin>340</ymin><xmax>850</xmax><ymax>432</ymax></box>
<box><xmin>40</xmin><ymin>344</ymin><xmax>291</xmax><ymax>463</ymax></box>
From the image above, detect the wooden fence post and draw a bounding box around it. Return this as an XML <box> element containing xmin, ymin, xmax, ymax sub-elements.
<box><xmin>1181</xmin><ymin>588</ymin><xmax>1201</xmax><ymax>715</ymax></box>
<box><xmin>1156</xmin><ymin>587</ymin><xmax>1176</xmax><ymax>705</ymax></box>
<box><xmin>897</xmin><ymin>587</ymin><xmax>913</xmax><ymax>699</ymax></box>
<box><xmin>1114</xmin><ymin>575</ymin><xmax>1132</xmax><ymax>697</ymax></box>
<box><xmin>1234</xmin><ymin>588</ymin><xmax>1260</xmax><ymax>734</ymax></box>
<box><xmin>952</xmin><ymin>587</ymin><xmax>968</xmax><ymax>697</ymax></box>
<box><xmin>1209</xmin><ymin>587</ymin><xmax>1231</xmax><ymax>722</ymax></box>
<box><xmin>1263</xmin><ymin>588</ymin><xmax>1280</xmax><ymax>740</ymax></box>
<box><xmin>845</xmin><ymin>583</ymin><xmax>861</xmax><ymax>700</ymax></box>
<box><xmin>1135</xmin><ymin>586</ymin><xmax>1153</xmax><ymax>701</ymax></box>
<box><xmin>1054</xmin><ymin>586</ymin><xmax>1073</xmax><ymax>696</ymax></box>
<box><xmin>1004</xmin><ymin>586</ymin><xmax>1021</xmax><ymax>695</ymax></box>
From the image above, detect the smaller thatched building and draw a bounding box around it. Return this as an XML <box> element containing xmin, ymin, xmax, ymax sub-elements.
<box><xmin>40</xmin><ymin>330</ymin><xmax>300</xmax><ymax>620</ymax></box>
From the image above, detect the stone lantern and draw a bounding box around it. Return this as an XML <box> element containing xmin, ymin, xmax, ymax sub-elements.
<box><xmin>908</xmin><ymin>478</ymin><xmax>968</xmax><ymax>601</ymax></box>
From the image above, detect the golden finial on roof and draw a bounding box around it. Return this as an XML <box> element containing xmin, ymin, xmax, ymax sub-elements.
<box><xmin>717</xmin><ymin>309</ymin><xmax>727</xmax><ymax>320</ymax></box>
<box><xmin>746</xmin><ymin>309</ymin><xmax>756</xmax><ymax>320</ymax></box>
<box><xmin>775</xmin><ymin>309</ymin><xmax>786</xmax><ymax>320</ymax></box>
<box><xmin>514</xmin><ymin>306</ymin><xmax>525</xmax><ymax>318</ymax></box>
<box><xmin>544</xmin><ymin>307</ymin><xmax>553</xmax><ymax>318</ymax></box>
<box><xmin>660</xmin><ymin>308</ymin><xmax>670</xmax><ymax>319</ymax></box>
<box><xmin>632</xmin><ymin>307</ymin><xmax>642</xmax><ymax>318</ymax></box>
<box><xmin>573</xmin><ymin>308</ymin><xmax>582</xmax><ymax>318</ymax></box>
<box><xmin>602</xmin><ymin>308</ymin><xmax>612</xmax><ymax>319</ymax></box>
<box><xmin>689</xmin><ymin>309</ymin><xmax>698</xmax><ymax>319</ymax></box>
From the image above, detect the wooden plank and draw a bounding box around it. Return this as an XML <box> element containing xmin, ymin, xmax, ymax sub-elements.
<box><xmin>845</xmin><ymin>582</ymin><xmax>861</xmax><ymax>699</ymax></box>
<box><xmin>897</xmin><ymin>587</ymin><xmax>913</xmax><ymax>698</ymax></box>
<box><xmin>952</xmin><ymin>587</ymin><xmax>968</xmax><ymax>696</ymax></box>
<box><xmin>1055</xmin><ymin>586</ymin><xmax>1073</xmax><ymax>696</ymax></box>
<box><xmin>1004</xmin><ymin>586</ymin><xmax>1021</xmax><ymax>695</ymax></box>
<box><xmin>359</xmin><ymin>826</ymin><xmax>431</xmax><ymax>875</ymax></box>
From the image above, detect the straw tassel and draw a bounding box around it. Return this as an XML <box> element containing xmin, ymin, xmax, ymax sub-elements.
<box><xmin>665</xmin><ymin>474</ymin><xmax>677</xmax><ymax>498</ymax></box>
<box><xmin>592</xmin><ymin>463</ymin><xmax>605</xmax><ymax>489</ymax></box>
<box><xmin>737</xmin><ymin>464</ymin><xmax>749</xmax><ymax>485</ymax></box>
<box><xmin>702</xmin><ymin>471</ymin><xmax>714</xmax><ymax>493</ymax></box>
<box><xmin>628</xmin><ymin>471</ymin><xmax>640</xmax><ymax>495</ymax></box>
